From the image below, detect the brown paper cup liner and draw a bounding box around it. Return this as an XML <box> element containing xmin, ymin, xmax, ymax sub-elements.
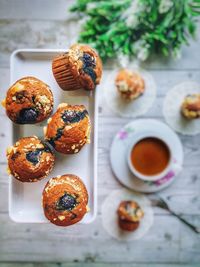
<box><xmin>52</xmin><ymin>55</ymin><xmax>82</xmax><ymax>91</ymax></box>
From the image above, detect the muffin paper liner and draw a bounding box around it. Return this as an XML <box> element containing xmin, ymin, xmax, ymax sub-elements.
<box><xmin>101</xmin><ymin>189</ymin><xmax>154</xmax><ymax>241</ymax></box>
<box><xmin>52</xmin><ymin>56</ymin><xmax>81</xmax><ymax>91</ymax></box>
<box><xmin>103</xmin><ymin>67</ymin><xmax>156</xmax><ymax>118</ymax></box>
<box><xmin>163</xmin><ymin>81</ymin><xmax>200</xmax><ymax>135</ymax></box>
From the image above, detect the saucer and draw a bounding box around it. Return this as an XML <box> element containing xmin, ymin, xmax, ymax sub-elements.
<box><xmin>163</xmin><ymin>81</ymin><xmax>200</xmax><ymax>135</ymax></box>
<box><xmin>102</xmin><ymin>189</ymin><xmax>154</xmax><ymax>241</ymax></box>
<box><xmin>103</xmin><ymin>68</ymin><xmax>156</xmax><ymax>118</ymax></box>
<box><xmin>110</xmin><ymin>119</ymin><xmax>184</xmax><ymax>193</ymax></box>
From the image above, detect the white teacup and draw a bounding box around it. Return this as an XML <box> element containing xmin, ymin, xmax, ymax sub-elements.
<box><xmin>127</xmin><ymin>131</ymin><xmax>175</xmax><ymax>182</ymax></box>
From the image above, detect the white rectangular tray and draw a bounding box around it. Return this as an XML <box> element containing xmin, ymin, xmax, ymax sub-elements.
<box><xmin>9</xmin><ymin>49</ymin><xmax>98</xmax><ymax>224</ymax></box>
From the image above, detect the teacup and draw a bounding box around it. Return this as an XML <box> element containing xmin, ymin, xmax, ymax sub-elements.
<box><xmin>127</xmin><ymin>131</ymin><xmax>175</xmax><ymax>182</ymax></box>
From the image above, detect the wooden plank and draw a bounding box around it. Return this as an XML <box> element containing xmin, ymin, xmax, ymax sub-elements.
<box><xmin>0</xmin><ymin>161</ymin><xmax>200</xmax><ymax>215</ymax></box>
<box><xmin>0</xmin><ymin>12</ymin><xmax>200</xmax><ymax>263</ymax></box>
<box><xmin>0</xmin><ymin>0</ymin><xmax>75</xmax><ymax>20</ymax></box>
<box><xmin>0</xmin><ymin>264</ymin><xmax>199</xmax><ymax>267</ymax></box>
<box><xmin>0</xmin><ymin>21</ymin><xmax>73</xmax><ymax>67</ymax></box>
<box><xmin>0</xmin><ymin>262</ymin><xmax>199</xmax><ymax>267</ymax></box>
<box><xmin>1</xmin><ymin>67</ymin><xmax>200</xmax><ymax>115</ymax></box>
<box><xmin>0</xmin><ymin>211</ymin><xmax>199</xmax><ymax>263</ymax></box>
<box><xmin>0</xmin><ymin>213</ymin><xmax>181</xmax><ymax>262</ymax></box>
<box><xmin>0</xmin><ymin>20</ymin><xmax>199</xmax><ymax>69</ymax></box>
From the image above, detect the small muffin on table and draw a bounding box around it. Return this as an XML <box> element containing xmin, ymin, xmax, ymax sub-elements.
<box><xmin>7</xmin><ymin>136</ymin><xmax>55</xmax><ymax>183</ymax></box>
<box><xmin>117</xmin><ymin>200</ymin><xmax>144</xmax><ymax>231</ymax></box>
<box><xmin>115</xmin><ymin>69</ymin><xmax>145</xmax><ymax>101</ymax></box>
<box><xmin>181</xmin><ymin>94</ymin><xmax>200</xmax><ymax>119</ymax></box>
<box><xmin>42</xmin><ymin>174</ymin><xmax>89</xmax><ymax>226</ymax></box>
<box><xmin>2</xmin><ymin>76</ymin><xmax>54</xmax><ymax>124</ymax></box>
<box><xmin>44</xmin><ymin>103</ymin><xmax>91</xmax><ymax>154</ymax></box>
<box><xmin>52</xmin><ymin>44</ymin><xmax>102</xmax><ymax>91</ymax></box>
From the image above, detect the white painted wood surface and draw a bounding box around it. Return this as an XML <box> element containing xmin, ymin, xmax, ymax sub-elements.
<box><xmin>0</xmin><ymin>0</ymin><xmax>200</xmax><ymax>265</ymax></box>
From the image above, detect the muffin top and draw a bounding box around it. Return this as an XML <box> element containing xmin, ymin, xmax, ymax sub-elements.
<box><xmin>115</xmin><ymin>69</ymin><xmax>145</xmax><ymax>100</ymax></box>
<box><xmin>117</xmin><ymin>200</ymin><xmax>144</xmax><ymax>222</ymax></box>
<box><xmin>44</xmin><ymin>103</ymin><xmax>91</xmax><ymax>154</ymax></box>
<box><xmin>181</xmin><ymin>94</ymin><xmax>200</xmax><ymax>119</ymax></box>
<box><xmin>4</xmin><ymin>76</ymin><xmax>54</xmax><ymax>124</ymax></box>
<box><xmin>7</xmin><ymin>136</ymin><xmax>55</xmax><ymax>182</ymax></box>
<box><xmin>42</xmin><ymin>174</ymin><xmax>89</xmax><ymax>226</ymax></box>
<box><xmin>67</xmin><ymin>44</ymin><xmax>102</xmax><ymax>91</ymax></box>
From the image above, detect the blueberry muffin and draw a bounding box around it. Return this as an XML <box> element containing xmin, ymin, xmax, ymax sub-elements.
<box><xmin>115</xmin><ymin>69</ymin><xmax>145</xmax><ymax>100</ymax></box>
<box><xmin>117</xmin><ymin>200</ymin><xmax>144</xmax><ymax>231</ymax></box>
<box><xmin>181</xmin><ymin>94</ymin><xmax>200</xmax><ymax>119</ymax></box>
<box><xmin>44</xmin><ymin>103</ymin><xmax>91</xmax><ymax>154</ymax></box>
<box><xmin>2</xmin><ymin>76</ymin><xmax>54</xmax><ymax>124</ymax></box>
<box><xmin>7</xmin><ymin>136</ymin><xmax>55</xmax><ymax>182</ymax></box>
<box><xmin>52</xmin><ymin>44</ymin><xmax>102</xmax><ymax>91</ymax></box>
<box><xmin>42</xmin><ymin>174</ymin><xmax>89</xmax><ymax>226</ymax></box>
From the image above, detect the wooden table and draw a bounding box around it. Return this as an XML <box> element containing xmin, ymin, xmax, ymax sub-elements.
<box><xmin>0</xmin><ymin>1</ymin><xmax>200</xmax><ymax>266</ymax></box>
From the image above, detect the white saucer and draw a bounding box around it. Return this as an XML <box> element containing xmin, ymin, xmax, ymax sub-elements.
<box><xmin>103</xmin><ymin>68</ymin><xmax>156</xmax><ymax>118</ymax></box>
<box><xmin>102</xmin><ymin>189</ymin><xmax>154</xmax><ymax>241</ymax></box>
<box><xmin>110</xmin><ymin>119</ymin><xmax>184</xmax><ymax>193</ymax></box>
<box><xmin>163</xmin><ymin>81</ymin><xmax>200</xmax><ymax>135</ymax></box>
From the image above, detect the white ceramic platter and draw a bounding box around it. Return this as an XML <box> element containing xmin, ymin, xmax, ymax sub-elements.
<box><xmin>110</xmin><ymin>119</ymin><xmax>184</xmax><ymax>193</ymax></box>
<box><xmin>9</xmin><ymin>49</ymin><xmax>98</xmax><ymax>224</ymax></box>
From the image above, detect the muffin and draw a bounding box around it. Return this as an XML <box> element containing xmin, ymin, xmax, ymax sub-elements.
<box><xmin>7</xmin><ymin>136</ymin><xmax>55</xmax><ymax>182</ymax></box>
<box><xmin>181</xmin><ymin>94</ymin><xmax>200</xmax><ymax>119</ymax></box>
<box><xmin>42</xmin><ymin>174</ymin><xmax>89</xmax><ymax>226</ymax></box>
<box><xmin>2</xmin><ymin>76</ymin><xmax>53</xmax><ymax>124</ymax></box>
<box><xmin>115</xmin><ymin>69</ymin><xmax>145</xmax><ymax>100</ymax></box>
<box><xmin>44</xmin><ymin>103</ymin><xmax>91</xmax><ymax>154</ymax></box>
<box><xmin>117</xmin><ymin>200</ymin><xmax>144</xmax><ymax>231</ymax></box>
<box><xmin>52</xmin><ymin>44</ymin><xmax>102</xmax><ymax>91</ymax></box>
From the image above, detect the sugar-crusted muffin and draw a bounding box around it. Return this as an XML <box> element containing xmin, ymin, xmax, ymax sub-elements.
<box><xmin>7</xmin><ymin>136</ymin><xmax>55</xmax><ymax>182</ymax></box>
<box><xmin>115</xmin><ymin>69</ymin><xmax>145</xmax><ymax>101</ymax></box>
<box><xmin>52</xmin><ymin>43</ymin><xmax>102</xmax><ymax>91</ymax></box>
<box><xmin>44</xmin><ymin>103</ymin><xmax>91</xmax><ymax>154</ymax></box>
<box><xmin>117</xmin><ymin>200</ymin><xmax>144</xmax><ymax>231</ymax></box>
<box><xmin>42</xmin><ymin>174</ymin><xmax>89</xmax><ymax>226</ymax></box>
<box><xmin>2</xmin><ymin>76</ymin><xmax>54</xmax><ymax>124</ymax></box>
<box><xmin>181</xmin><ymin>94</ymin><xmax>200</xmax><ymax>119</ymax></box>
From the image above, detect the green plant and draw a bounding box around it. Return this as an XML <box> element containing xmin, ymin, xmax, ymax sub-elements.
<box><xmin>70</xmin><ymin>0</ymin><xmax>200</xmax><ymax>61</ymax></box>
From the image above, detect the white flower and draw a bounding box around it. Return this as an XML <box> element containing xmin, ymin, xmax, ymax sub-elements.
<box><xmin>133</xmin><ymin>40</ymin><xmax>150</xmax><ymax>61</ymax></box>
<box><xmin>86</xmin><ymin>2</ymin><xmax>98</xmax><ymax>10</ymax></box>
<box><xmin>137</xmin><ymin>47</ymin><xmax>149</xmax><ymax>61</ymax></box>
<box><xmin>159</xmin><ymin>0</ymin><xmax>173</xmax><ymax>14</ymax></box>
<box><xmin>172</xmin><ymin>49</ymin><xmax>182</xmax><ymax>59</ymax></box>
<box><xmin>126</xmin><ymin>15</ymin><xmax>139</xmax><ymax>28</ymax></box>
<box><xmin>133</xmin><ymin>39</ymin><xmax>146</xmax><ymax>51</ymax></box>
<box><xmin>117</xmin><ymin>52</ymin><xmax>130</xmax><ymax>68</ymax></box>
<box><xmin>122</xmin><ymin>0</ymin><xmax>144</xmax><ymax>29</ymax></box>
<box><xmin>78</xmin><ymin>16</ymin><xmax>90</xmax><ymax>27</ymax></box>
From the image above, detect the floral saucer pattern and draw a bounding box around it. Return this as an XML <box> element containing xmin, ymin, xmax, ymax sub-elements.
<box><xmin>110</xmin><ymin>119</ymin><xmax>184</xmax><ymax>193</ymax></box>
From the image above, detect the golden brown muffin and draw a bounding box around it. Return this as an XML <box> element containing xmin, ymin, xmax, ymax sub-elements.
<box><xmin>52</xmin><ymin>44</ymin><xmax>102</xmax><ymax>91</ymax></box>
<box><xmin>115</xmin><ymin>69</ymin><xmax>145</xmax><ymax>101</ymax></box>
<box><xmin>2</xmin><ymin>76</ymin><xmax>54</xmax><ymax>124</ymax></box>
<box><xmin>44</xmin><ymin>103</ymin><xmax>91</xmax><ymax>154</ymax></box>
<box><xmin>7</xmin><ymin>136</ymin><xmax>55</xmax><ymax>183</ymax></box>
<box><xmin>42</xmin><ymin>174</ymin><xmax>89</xmax><ymax>226</ymax></box>
<box><xmin>117</xmin><ymin>200</ymin><xmax>144</xmax><ymax>232</ymax></box>
<box><xmin>181</xmin><ymin>94</ymin><xmax>200</xmax><ymax>119</ymax></box>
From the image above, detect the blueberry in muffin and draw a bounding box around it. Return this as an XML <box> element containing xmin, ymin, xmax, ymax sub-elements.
<box><xmin>2</xmin><ymin>76</ymin><xmax>54</xmax><ymax>124</ymax></box>
<box><xmin>7</xmin><ymin>136</ymin><xmax>55</xmax><ymax>182</ymax></box>
<box><xmin>44</xmin><ymin>103</ymin><xmax>91</xmax><ymax>154</ymax></box>
<box><xmin>42</xmin><ymin>174</ymin><xmax>89</xmax><ymax>226</ymax></box>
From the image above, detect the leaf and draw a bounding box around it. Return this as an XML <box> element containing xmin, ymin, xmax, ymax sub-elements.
<box><xmin>70</xmin><ymin>0</ymin><xmax>200</xmax><ymax>61</ymax></box>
